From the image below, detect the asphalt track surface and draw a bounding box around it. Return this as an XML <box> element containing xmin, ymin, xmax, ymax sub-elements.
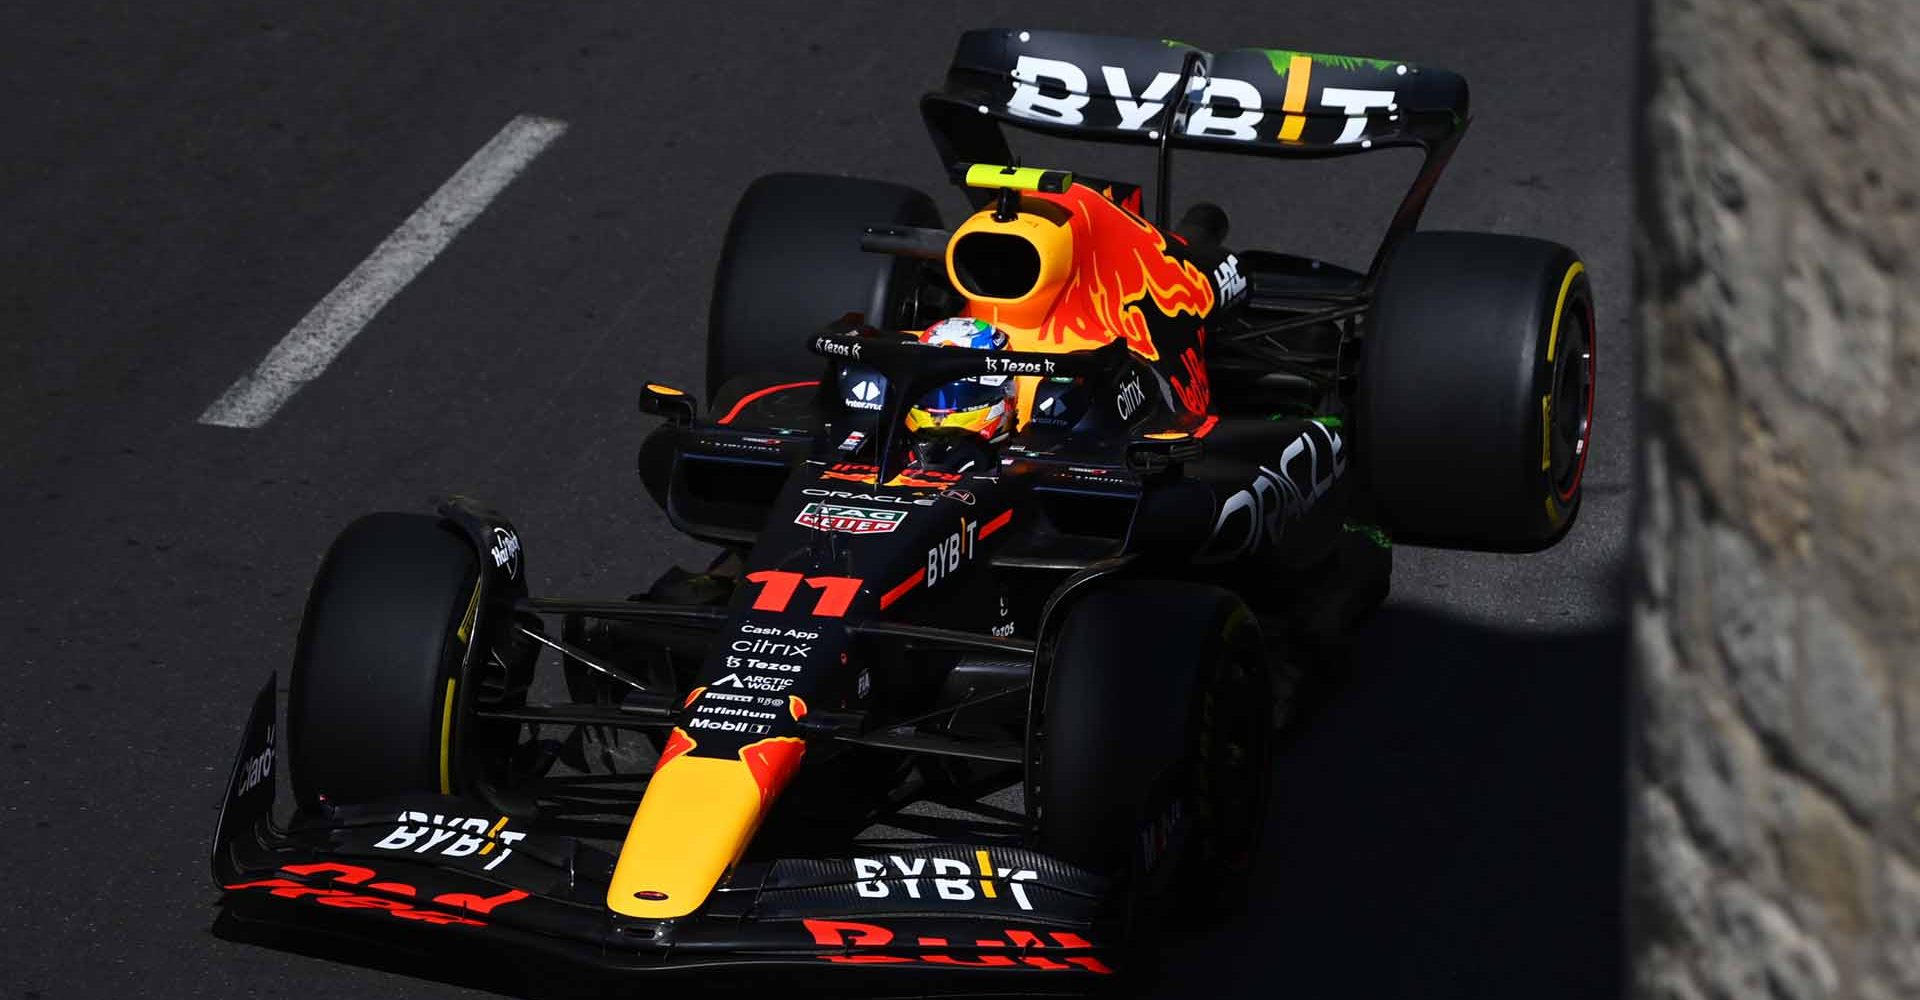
<box><xmin>0</xmin><ymin>3</ymin><xmax>1634</xmax><ymax>997</ymax></box>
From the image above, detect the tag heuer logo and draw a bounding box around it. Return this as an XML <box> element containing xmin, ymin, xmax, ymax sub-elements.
<box><xmin>795</xmin><ymin>502</ymin><xmax>906</xmax><ymax>535</ymax></box>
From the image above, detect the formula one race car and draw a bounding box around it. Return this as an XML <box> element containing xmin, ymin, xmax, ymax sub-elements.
<box><xmin>212</xmin><ymin>28</ymin><xmax>1594</xmax><ymax>992</ymax></box>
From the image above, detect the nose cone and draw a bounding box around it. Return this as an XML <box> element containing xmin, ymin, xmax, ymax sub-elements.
<box><xmin>945</xmin><ymin>202</ymin><xmax>1074</xmax><ymax>330</ymax></box>
<box><xmin>604</xmin><ymin>732</ymin><xmax>806</xmax><ymax>919</ymax></box>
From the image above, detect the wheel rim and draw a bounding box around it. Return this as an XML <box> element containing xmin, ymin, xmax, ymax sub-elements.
<box><xmin>1547</xmin><ymin>297</ymin><xmax>1595</xmax><ymax>502</ymax></box>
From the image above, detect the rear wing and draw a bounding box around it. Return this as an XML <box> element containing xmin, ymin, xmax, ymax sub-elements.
<box><xmin>922</xmin><ymin>29</ymin><xmax>1472</xmax><ymax>278</ymax></box>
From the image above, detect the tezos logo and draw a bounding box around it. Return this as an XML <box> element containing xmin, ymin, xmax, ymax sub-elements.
<box><xmin>489</xmin><ymin>527</ymin><xmax>520</xmax><ymax>577</ymax></box>
<box><xmin>985</xmin><ymin>356</ymin><xmax>1054</xmax><ymax>376</ymax></box>
<box><xmin>815</xmin><ymin>337</ymin><xmax>861</xmax><ymax>360</ymax></box>
<box><xmin>375</xmin><ymin>812</ymin><xmax>524</xmax><ymax>871</ymax></box>
<box><xmin>726</xmin><ymin>654</ymin><xmax>802</xmax><ymax>674</ymax></box>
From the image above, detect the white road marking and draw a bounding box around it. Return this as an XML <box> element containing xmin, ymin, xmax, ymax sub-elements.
<box><xmin>199</xmin><ymin>114</ymin><xmax>569</xmax><ymax>428</ymax></box>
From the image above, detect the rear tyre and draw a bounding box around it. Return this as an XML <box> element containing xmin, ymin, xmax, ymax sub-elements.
<box><xmin>287</xmin><ymin>513</ymin><xmax>480</xmax><ymax>810</ymax></box>
<box><xmin>1035</xmin><ymin>582</ymin><xmax>1273</xmax><ymax>922</ymax></box>
<box><xmin>706</xmin><ymin>173</ymin><xmax>942</xmax><ymax>397</ymax></box>
<box><xmin>1357</xmin><ymin>231</ymin><xmax>1596</xmax><ymax>550</ymax></box>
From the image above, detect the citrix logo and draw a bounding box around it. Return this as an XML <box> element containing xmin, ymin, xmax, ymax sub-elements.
<box><xmin>732</xmin><ymin>637</ymin><xmax>812</xmax><ymax>658</ymax></box>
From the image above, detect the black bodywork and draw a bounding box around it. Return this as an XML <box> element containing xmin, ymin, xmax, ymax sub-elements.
<box><xmin>212</xmin><ymin>27</ymin><xmax>1451</xmax><ymax>990</ymax></box>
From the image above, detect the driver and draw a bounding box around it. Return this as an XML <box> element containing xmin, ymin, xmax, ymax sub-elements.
<box><xmin>903</xmin><ymin>318</ymin><xmax>1018</xmax><ymax>442</ymax></box>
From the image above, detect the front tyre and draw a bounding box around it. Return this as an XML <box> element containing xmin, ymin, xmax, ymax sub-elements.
<box><xmin>287</xmin><ymin>513</ymin><xmax>482</xmax><ymax>811</ymax></box>
<box><xmin>706</xmin><ymin>173</ymin><xmax>942</xmax><ymax>397</ymax></box>
<box><xmin>1034</xmin><ymin>582</ymin><xmax>1274</xmax><ymax>925</ymax></box>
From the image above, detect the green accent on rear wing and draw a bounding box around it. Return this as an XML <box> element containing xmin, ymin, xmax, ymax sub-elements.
<box><xmin>1261</xmin><ymin>49</ymin><xmax>1402</xmax><ymax>76</ymax></box>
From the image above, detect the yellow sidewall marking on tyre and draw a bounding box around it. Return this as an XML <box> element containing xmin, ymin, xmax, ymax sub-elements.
<box><xmin>438</xmin><ymin>679</ymin><xmax>457</xmax><ymax>794</ymax></box>
<box><xmin>1542</xmin><ymin>395</ymin><xmax>1554</xmax><ymax>471</ymax></box>
<box><xmin>445</xmin><ymin>580</ymin><xmax>481</xmax><ymax>796</ymax></box>
<box><xmin>1224</xmin><ymin>604</ymin><xmax>1252</xmax><ymax>637</ymax></box>
<box><xmin>1545</xmin><ymin>260</ymin><xmax>1585</xmax><ymax>364</ymax></box>
<box><xmin>455</xmin><ymin>581</ymin><xmax>481</xmax><ymax>644</ymax></box>
<box><xmin>1542</xmin><ymin>261</ymin><xmax>1585</xmax><ymax>481</ymax></box>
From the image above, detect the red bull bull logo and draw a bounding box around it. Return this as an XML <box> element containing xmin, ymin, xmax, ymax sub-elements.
<box><xmin>655</xmin><ymin>727</ymin><xmax>696</xmax><ymax>770</ymax></box>
<box><xmin>1038</xmin><ymin>186</ymin><xmax>1214</xmax><ymax>361</ymax></box>
<box><xmin>740</xmin><ymin>736</ymin><xmax>806</xmax><ymax>808</ymax></box>
<box><xmin>951</xmin><ymin>185</ymin><xmax>1208</xmax><ymax>362</ymax></box>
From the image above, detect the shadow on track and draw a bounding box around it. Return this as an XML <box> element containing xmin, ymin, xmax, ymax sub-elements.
<box><xmin>1150</xmin><ymin>603</ymin><xmax>1627</xmax><ymax>999</ymax></box>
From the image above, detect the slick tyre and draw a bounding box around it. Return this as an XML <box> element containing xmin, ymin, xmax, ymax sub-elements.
<box><xmin>288</xmin><ymin>513</ymin><xmax>480</xmax><ymax>810</ymax></box>
<box><xmin>1357</xmin><ymin>231</ymin><xmax>1596</xmax><ymax>550</ymax></box>
<box><xmin>1035</xmin><ymin>582</ymin><xmax>1273</xmax><ymax>922</ymax></box>
<box><xmin>706</xmin><ymin>173</ymin><xmax>942</xmax><ymax>397</ymax></box>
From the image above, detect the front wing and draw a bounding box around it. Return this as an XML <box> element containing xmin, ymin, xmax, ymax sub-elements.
<box><xmin>211</xmin><ymin>676</ymin><xmax>1117</xmax><ymax>990</ymax></box>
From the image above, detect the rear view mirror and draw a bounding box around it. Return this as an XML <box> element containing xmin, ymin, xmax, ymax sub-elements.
<box><xmin>638</xmin><ymin>383</ymin><xmax>697</xmax><ymax>426</ymax></box>
<box><xmin>1125</xmin><ymin>431</ymin><xmax>1204</xmax><ymax>476</ymax></box>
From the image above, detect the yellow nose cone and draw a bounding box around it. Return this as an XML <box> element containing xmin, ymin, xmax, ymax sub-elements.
<box><xmin>605</xmin><ymin>734</ymin><xmax>804</xmax><ymax>919</ymax></box>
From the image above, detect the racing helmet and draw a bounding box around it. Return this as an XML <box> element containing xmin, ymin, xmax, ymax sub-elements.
<box><xmin>905</xmin><ymin>318</ymin><xmax>1017</xmax><ymax>442</ymax></box>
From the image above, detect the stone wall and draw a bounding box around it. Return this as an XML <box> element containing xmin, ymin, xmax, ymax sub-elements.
<box><xmin>1631</xmin><ymin>1</ymin><xmax>1920</xmax><ymax>998</ymax></box>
